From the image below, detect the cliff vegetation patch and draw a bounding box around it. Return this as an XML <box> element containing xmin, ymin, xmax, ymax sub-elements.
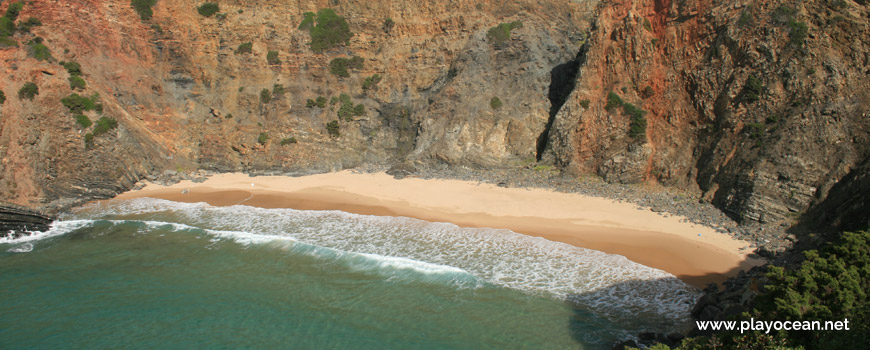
<box><xmin>197</xmin><ymin>3</ymin><xmax>220</xmax><ymax>17</ymax></box>
<box><xmin>303</xmin><ymin>9</ymin><xmax>353</xmax><ymax>53</ymax></box>
<box><xmin>487</xmin><ymin>21</ymin><xmax>523</xmax><ymax>47</ymax></box>
<box><xmin>131</xmin><ymin>0</ymin><xmax>157</xmax><ymax>20</ymax></box>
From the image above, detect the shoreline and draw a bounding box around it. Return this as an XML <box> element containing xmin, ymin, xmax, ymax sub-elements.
<box><xmin>114</xmin><ymin>171</ymin><xmax>763</xmax><ymax>288</ymax></box>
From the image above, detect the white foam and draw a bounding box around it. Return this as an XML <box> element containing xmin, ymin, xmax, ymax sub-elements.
<box><xmin>73</xmin><ymin>197</ymin><xmax>702</xmax><ymax>324</ymax></box>
<box><xmin>0</xmin><ymin>220</ymin><xmax>94</xmax><ymax>245</ymax></box>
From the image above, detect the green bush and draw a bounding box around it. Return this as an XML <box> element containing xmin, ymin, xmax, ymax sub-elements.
<box><xmin>353</xmin><ymin>103</ymin><xmax>365</xmax><ymax>116</ymax></box>
<box><xmin>298</xmin><ymin>12</ymin><xmax>315</xmax><ymax>31</ymax></box>
<box><xmin>326</xmin><ymin>120</ymin><xmax>340</xmax><ymax>137</ymax></box>
<box><xmin>197</xmin><ymin>3</ymin><xmax>219</xmax><ymax>17</ymax></box>
<box><xmin>0</xmin><ymin>16</ymin><xmax>14</xmax><ymax>38</ymax></box>
<box><xmin>5</xmin><ymin>2</ymin><xmax>23</xmax><ymax>21</ymax></box>
<box><xmin>92</xmin><ymin>116</ymin><xmax>118</xmax><ymax>136</ymax></box>
<box><xmin>383</xmin><ymin>18</ymin><xmax>395</xmax><ymax>33</ymax></box>
<box><xmin>788</xmin><ymin>20</ymin><xmax>808</xmax><ymax>48</ymax></box>
<box><xmin>61</xmin><ymin>61</ymin><xmax>82</xmax><ymax>76</ymax></box>
<box><xmin>17</xmin><ymin>17</ymin><xmax>41</xmax><ymax>32</ymax></box>
<box><xmin>315</xmin><ymin>96</ymin><xmax>327</xmax><ymax>108</ymax></box>
<box><xmin>743</xmin><ymin>74</ymin><xmax>763</xmax><ymax>102</ymax></box>
<box><xmin>267</xmin><ymin>50</ymin><xmax>280</xmax><ymax>64</ymax></box>
<box><xmin>604</xmin><ymin>91</ymin><xmax>647</xmax><ymax>139</ymax></box>
<box><xmin>84</xmin><ymin>132</ymin><xmax>94</xmax><ymax>148</ymax></box>
<box><xmin>337</xmin><ymin>100</ymin><xmax>354</xmax><ymax>121</ymax></box>
<box><xmin>0</xmin><ymin>90</ymin><xmax>5</xmax><ymax>104</ymax></box>
<box><xmin>18</xmin><ymin>82</ymin><xmax>38</xmax><ymax>100</ymax></box>
<box><xmin>339</xmin><ymin>93</ymin><xmax>351</xmax><ymax>104</ymax></box>
<box><xmin>743</xmin><ymin>122</ymin><xmax>765</xmax><ymax>139</ymax></box>
<box><xmin>643</xmin><ymin>18</ymin><xmax>652</xmax><ymax>31</ymax></box>
<box><xmin>131</xmin><ymin>0</ymin><xmax>157</xmax><ymax>20</ymax></box>
<box><xmin>579</xmin><ymin>99</ymin><xmax>590</xmax><ymax>109</ymax></box>
<box><xmin>605</xmin><ymin>91</ymin><xmax>623</xmax><ymax>110</ymax></box>
<box><xmin>74</xmin><ymin>114</ymin><xmax>92</xmax><ymax>128</ymax></box>
<box><xmin>362</xmin><ymin>74</ymin><xmax>381</xmax><ymax>90</ymax></box>
<box><xmin>670</xmin><ymin>231</ymin><xmax>870</xmax><ymax>350</ymax></box>
<box><xmin>259</xmin><ymin>88</ymin><xmax>271</xmax><ymax>104</ymax></box>
<box><xmin>308</xmin><ymin>8</ymin><xmax>353</xmax><ymax>52</ymax></box>
<box><xmin>236</xmin><ymin>42</ymin><xmax>252</xmax><ymax>54</ymax></box>
<box><xmin>27</xmin><ymin>40</ymin><xmax>51</xmax><ymax>61</ymax></box>
<box><xmin>625</xmin><ymin>103</ymin><xmax>647</xmax><ymax>139</ymax></box>
<box><xmin>257</xmin><ymin>132</ymin><xmax>269</xmax><ymax>145</ymax></box>
<box><xmin>486</xmin><ymin>21</ymin><xmax>523</xmax><ymax>46</ymax></box>
<box><xmin>329</xmin><ymin>56</ymin><xmax>363</xmax><ymax>77</ymax></box>
<box><xmin>280</xmin><ymin>137</ymin><xmax>297</xmax><ymax>145</ymax></box>
<box><xmin>272</xmin><ymin>84</ymin><xmax>284</xmax><ymax>96</ymax></box>
<box><xmin>68</xmin><ymin>76</ymin><xmax>86</xmax><ymax>90</ymax></box>
<box><xmin>490</xmin><ymin>96</ymin><xmax>502</xmax><ymax>109</ymax></box>
<box><xmin>61</xmin><ymin>93</ymin><xmax>99</xmax><ymax>113</ymax></box>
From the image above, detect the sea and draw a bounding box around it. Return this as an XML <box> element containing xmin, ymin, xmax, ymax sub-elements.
<box><xmin>0</xmin><ymin>198</ymin><xmax>700</xmax><ymax>349</ymax></box>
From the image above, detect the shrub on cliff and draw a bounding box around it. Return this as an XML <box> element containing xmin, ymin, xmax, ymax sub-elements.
<box><xmin>326</xmin><ymin>120</ymin><xmax>340</xmax><ymax>137</ymax></box>
<box><xmin>490</xmin><ymin>96</ymin><xmax>502</xmax><ymax>110</ymax></box>
<box><xmin>298</xmin><ymin>12</ymin><xmax>315</xmax><ymax>30</ymax></box>
<box><xmin>197</xmin><ymin>3</ymin><xmax>219</xmax><ymax>17</ymax></box>
<box><xmin>259</xmin><ymin>88</ymin><xmax>271</xmax><ymax>104</ymax></box>
<box><xmin>788</xmin><ymin>20</ymin><xmax>808</xmax><ymax>48</ymax></box>
<box><xmin>604</xmin><ymin>91</ymin><xmax>647</xmax><ymax>140</ymax></box>
<box><xmin>663</xmin><ymin>230</ymin><xmax>870</xmax><ymax>350</ymax></box>
<box><xmin>27</xmin><ymin>39</ymin><xmax>51</xmax><ymax>61</ymax></box>
<box><xmin>308</xmin><ymin>9</ymin><xmax>353</xmax><ymax>52</ymax></box>
<box><xmin>92</xmin><ymin>116</ymin><xmax>118</xmax><ymax>136</ymax></box>
<box><xmin>0</xmin><ymin>90</ymin><xmax>5</xmax><ymax>104</ymax></box>
<box><xmin>61</xmin><ymin>61</ymin><xmax>83</xmax><ymax>76</ymax></box>
<box><xmin>742</xmin><ymin>74</ymin><xmax>763</xmax><ymax>102</ymax></box>
<box><xmin>61</xmin><ymin>93</ymin><xmax>100</xmax><ymax>113</ymax></box>
<box><xmin>0</xmin><ymin>17</ymin><xmax>15</xmax><ymax>38</ymax></box>
<box><xmin>68</xmin><ymin>76</ymin><xmax>86</xmax><ymax>90</ymax></box>
<box><xmin>383</xmin><ymin>18</ymin><xmax>395</xmax><ymax>33</ymax></box>
<box><xmin>362</xmin><ymin>74</ymin><xmax>381</xmax><ymax>90</ymax></box>
<box><xmin>236</xmin><ymin>42</ymin><xmax>252</xmax><ymax>54</ymax></box>
<box><xmin>4</xmin><ymin>2</ymin><xmax>23</xmax><ymax>21</ymax></box>
<box><xmin>280</xmin><ymin>137</ymin><xmax>297</xmax><ymax>145</ymax></box>
<box><xmin>257</xmin><ymin>132</ymin><xmax>269</xmax><ymax>145</ymax></box>
<box><xmin>17</xmin><ymin>17</ymin><xmax>41</xmax><ymax>32</ymax></box>
<box><xmin>131</xmin><ymin>0</ymin><xmax>157</xmax><ymax>20</ymax></box>
<box><xmin>353</xmin><ymin>103</ymin><xmax>365</xmax><ymax>117</ymax></box>
<box><xmin>18</xmin><ymin>82</ymin><xmax>38</xmax><ymax>100</ymax></box>
<box><xmin>267</xmin><ymin>50</ymin><xmax>280</xmax><ymax>65</ymax></box>
<box><xmin>329</xmin><ymin>56</ymin><xmax>363</xmax><ymax>77</ymax></box>
<box><xmin>337</xmin><ymin>99</ymin><xmax>354</xmax><ymax>121</ymax></box>
<box><xmin>272</xmin><ymin>84</ymin><xmax>284</xmax><ymax>97</ymax></box>
<box><xmin>74</xmin><ymin>114</ymin><xmax>92</xmax><ymax>128</ymax></box>
<box><xmin>486</xmin><ymin>21</ymin><xmax>523</xmax><ymax>46</ymax></box>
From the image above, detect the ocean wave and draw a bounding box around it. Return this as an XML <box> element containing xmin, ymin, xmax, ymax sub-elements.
<box><xmin>73</xmin><ymin>198</ymin><xmax>700</xmax><ymax>324</ymax></box>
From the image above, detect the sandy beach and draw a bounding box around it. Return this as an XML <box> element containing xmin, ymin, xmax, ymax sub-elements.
<box><xmin>114</xmin><ymin>171</ymin><xmax>761</xmax><ymax>287</ymax></box>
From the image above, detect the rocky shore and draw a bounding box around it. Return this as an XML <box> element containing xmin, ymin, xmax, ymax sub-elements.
<box><xmin>0</xmin><ymin>204</ymin><xmax>54</xmax><ymax>240</ymax></box>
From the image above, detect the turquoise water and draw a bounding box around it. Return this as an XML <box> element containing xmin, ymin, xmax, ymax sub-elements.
<box><xmin>1</xmin><ymin>199</ymin><xmax>699</xmax><ymax>349</ymax></box>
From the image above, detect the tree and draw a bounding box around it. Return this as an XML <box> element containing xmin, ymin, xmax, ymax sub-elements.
<box><xmin>326</xmin><ymin>120</ymin><xmax>340</xmax><ymax>137</ymax></box>
<box><xmin>68</xmin><ymin>76</ymin><xmax>87</xmax><ymax>90</ymax></box>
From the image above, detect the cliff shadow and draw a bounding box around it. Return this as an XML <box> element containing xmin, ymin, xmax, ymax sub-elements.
<box><xmin>536</xmin><ymin>59</ymin><xmax>581</xmax><ymax>160</ymax></box>
<box><xmin>564</xmin><ymin>261</ymin><xmax>762</xmax><ymax>349</ymax></box>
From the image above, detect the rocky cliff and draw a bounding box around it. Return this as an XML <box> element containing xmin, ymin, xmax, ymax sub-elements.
<box><xmin>0</xmin><ymin>0</ymin><xmax>867</xmax><ymax>234</ymax></box>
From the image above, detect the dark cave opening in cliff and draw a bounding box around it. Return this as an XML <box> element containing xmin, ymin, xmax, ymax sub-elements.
<box><xmin>537</xmin><ymin>58</ymin><xmax>581</xmax><ymax>161</ymax></box>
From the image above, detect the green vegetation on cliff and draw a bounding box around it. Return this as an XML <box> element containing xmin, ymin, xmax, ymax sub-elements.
<box><xmin>329</xmin><ymin>56</ymin><xmax>363</xmax><ymax>77</ymax></box>
<box><xmin>653</xmin><ymin>230</ymin><xmax>870</xmax><ymax>350</ymax></box>
<box><xmin>74</xmin><ymin>114</ymin><xmax>92</xmax><ymax>128</ymax></box>
<box><xmin>0</xmin><ymin>90</ymin><xmax>5</xmax><ymax>104</ymax></box>
<box><xmin>326</xmin><ymin>120</ymin><xmax>340</xmax><ymax>137</ymax></box>
<box><xmin>4</xmin><ymin>2</ymin><xmax>23</xmax><ymax>21</ymax></box>
<box><xmin>490</xmin><ymin>96</ymin><xmax>503</xmax><ymax>110</ymax></box>
<box><xmin>197</xmin><ymin>3</ymin><xmax>219</xmax><ymax>17</ymax></box>
<box><xmin>18</xmin><ymin>82</ymin><xmax>38</xmax><ymax>101</ymax></box>
<box><xmin>236</xmin><ymin>42</ymin><xmax>252</xmax><ymax>54</ymax></box>
<box><xmin>487</xmin><ymin>21</ymin><xmax>523</xmax><ymax>46</ymax></box>
<box><xmin>68</xmin><ymin>76</ymin><xmax>86</xmax><ymax>90</ymax></box>
<box><xmin>305</xmin><ymin>9</ymin><xmax>353</xmax><ymax>53</ymax></box>
<box><xmin>280</xmin><ymin>137</ymin><xmax>297</xmax><ymax>145</ymax></box>
<box><xmin>362</xmin><ymin>74</ymin><xmax>381</xmax><ymax>90</ymax></box>
<box><xmin>605</xmin><ymin>92</ymin><xmax>647</xmax><ymax>140</ymax></box>
<box><xmin>131</xmin><ymin>0</ymin><xmax>157</xmax><ymax>20</ymax></box>
<box><xmin>61</xmin><ymin>93</ymin><xmax>100</xmax><ymax>113</ymax></box>
<box><xmin>267</xmin><ymin>50</ymin><xmax>280</xmax><ymax>65</ymax></box>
